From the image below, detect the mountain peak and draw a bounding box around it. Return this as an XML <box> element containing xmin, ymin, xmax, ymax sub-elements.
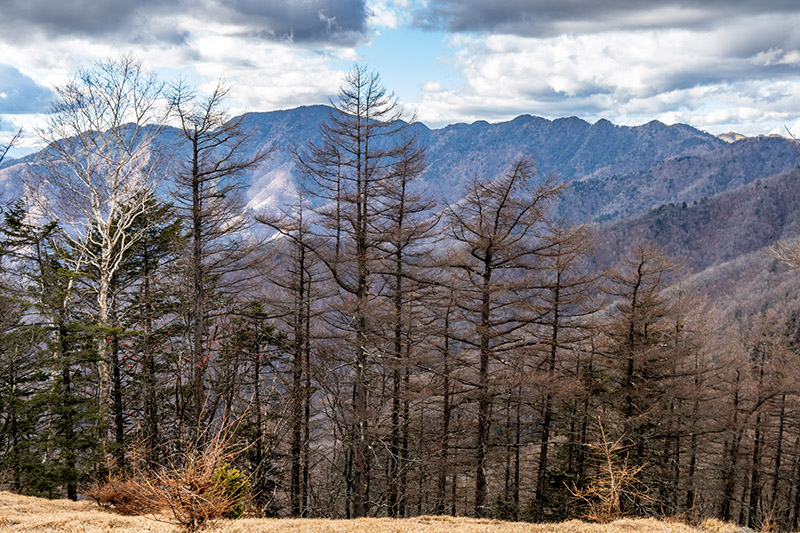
<box><xmin>718</xmin><ymin>132</ymin><xmax>747</xmax><ymax>143</ymax></box>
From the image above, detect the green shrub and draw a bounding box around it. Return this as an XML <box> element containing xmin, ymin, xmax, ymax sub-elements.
<box><xmin>212</xmin><ymin>463</ymin><xmax>249</xmax><ymax>518</ymax></box>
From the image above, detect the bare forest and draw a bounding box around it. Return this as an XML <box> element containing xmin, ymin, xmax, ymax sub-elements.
<box><xmin>2</xmin><ymin>56</ymin><xmax>800</xmax><ymax>532</ymax></box>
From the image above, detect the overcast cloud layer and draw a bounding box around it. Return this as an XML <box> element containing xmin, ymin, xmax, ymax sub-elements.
<box><xmin>0</xmin><ymin>0</ymin><xmax>368</xmax><ymax>45</ymax></box>
<box><xmin>414</xmin><ymin>0</ymin><xmax>800</xmax><ymax>35</ymax></box>
<box><xmin>2</xmin><ymin>0</ymin><xmax>800</xmax><ymax>152</ymax></box>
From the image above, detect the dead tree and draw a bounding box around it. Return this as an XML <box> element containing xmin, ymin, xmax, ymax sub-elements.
<box><xmin>292</xmin><ymin>65</ymin><xmax>412</xmax><ymax>517</ymax></box>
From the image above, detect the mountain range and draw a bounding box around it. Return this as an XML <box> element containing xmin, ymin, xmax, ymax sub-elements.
<box><xmin>2</xmin><ymin>105</ymin><xmax>799</xmax><ymax>320</ymax></box>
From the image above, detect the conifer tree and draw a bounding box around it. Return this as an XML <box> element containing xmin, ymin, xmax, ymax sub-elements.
<box><xmin>293</xmin><ymin>65</ymin><xmax>412</xmax><ymax>517</ymax></box>
<box><xmin>445</xmin><ymin>157</ymin><xmax>562</xmax><ymax>516</ymax></box>
<box><xmin>171</xmin><ymin>81</ymin><xmax>270</xmax><ymax>438</ymax></box>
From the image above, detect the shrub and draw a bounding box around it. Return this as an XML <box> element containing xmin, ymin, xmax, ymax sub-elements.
<box><xmin>140</xmin><ymin>434</ymin><xmax>242</xmax><ymax>531</ymax></box>
<box><xmin>87</xmin><ymin>475</ymin><xmax>157</xmax><ymax>516</ymax></box>
<box><xmin>212</xmin><ymin>463</ymin><xmax>249</xmax><ymax>518</ymax></box>
<box><xmin>569</xmin><ymin>420</ymin><xmax>648</xmax><ymax>522</ymax></box>
<box><xmin>90</xmin><ymin>431</ymin><xmax>248</xmax><ymax>532</ymax></box>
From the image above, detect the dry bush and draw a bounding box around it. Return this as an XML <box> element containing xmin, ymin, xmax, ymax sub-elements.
<box><xmin>142</xmin><ymin>435</ymin><xmax>244</xmax><ymax>532</ymax></box>
<box><xmin>570</xmin><ymin>420</ymin><xmax>648</xmax><ymax>522</ymax></box>
<box><xmin>86</xmin><ymin>474</ymin><xmax>158</xmax><ymax>516</ymax></box>
<box><xmin>90</xmin><ymin>431</ymin><xmax>248</xmax><ymax>532</ymax></box>
<box><xmin>758</xmin><ymin>505</ymin><xmax>778</xmax><ymax>533</ymax></box>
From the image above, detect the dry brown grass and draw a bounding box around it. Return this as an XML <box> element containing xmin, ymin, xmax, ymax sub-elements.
<box><xmin>0</xmin><ymin>491</ymin><xmax>758</xmax><ymax>533</ymax></box>
<box><xmin>0</xmin><ymin>490</ymin><xmax>174</xmax><ymax>532</ymax></box>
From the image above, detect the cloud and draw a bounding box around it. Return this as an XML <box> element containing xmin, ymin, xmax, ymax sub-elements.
<box><xmin>414</xmin><ymin>14</ymin><xmax>800</xmax><ymax>135</ymax></box>
<box><xmin>181</xmin><ymin>32</ymin><xmax>347</xmax><ymax>112</ymax></box>
<box><xmin>0</xmin><ymin>0</ymin><xmax>370</xmax><ymax>46</ymax></box>
<box><xmin>0</xmin><ymin>0</ymin><xmax>361</xmax><ymax>129</ymax></box>
<box><xmin>216</xmin><ymin>0</ymin><xmax>368</xmax><ymax>45</ymax></box>
<box><xmin>0</xmin><ymin>0</ymin><xmax>171</xmax><ymax>41</ymax></box>
<box><xmin>414</xmin><ymin>2</ymin><xmax>800</xmax><ymax>135</ymax></box>
<box><xmin>413</xmin><ymin>1</ymin><xmax>800</xmax><ymax>36</ymax></box>
<box><xmin>0</xmin><ymin>64</ymin><xmax>55</xmax><ymax>114</ymax></box>
<box><xmin>366</xmin><ymin>0</ymin><xmax>413</xmax><ymax>29</ymax></box>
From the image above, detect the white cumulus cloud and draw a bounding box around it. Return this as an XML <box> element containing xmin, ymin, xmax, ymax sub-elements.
<box><xmin>414</xmin><ymin>11</ymin><xmax>800</xmax><ymax>135</ymax></box>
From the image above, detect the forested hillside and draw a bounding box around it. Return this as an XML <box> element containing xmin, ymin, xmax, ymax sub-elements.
<box><xmin>560</xmin><ymin>137</ymin><xmax>800</xmax><ymax>222</ymax></box>
<box><xmin>2</xmin><ymin>57</ymin><xmax>800</xmax><ymax>532</ymax></box>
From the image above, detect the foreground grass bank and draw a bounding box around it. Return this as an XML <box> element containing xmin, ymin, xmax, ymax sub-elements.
<box><xmin>0</xmin><ymin>491</ymin><xmax>754</xmax><ymax>533</ymax></box>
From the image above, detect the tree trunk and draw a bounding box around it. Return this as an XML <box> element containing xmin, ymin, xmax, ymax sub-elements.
<box><xmin>771</xmin><ymin>394</ymin><xmax>786</xmax><ymax>512</ymax></box>
<box><xmin>97</xmin><ymin>275</ymin><xmax>111</xmax><ymax>452</ymax></box>
<box><xmin>436</xmin><ymin>305</ymin><xmax>452</xmax><ymax>514</ymax></box>
<box><xmin>191</xmin><ymin>133</ymin><xmax>206</xmax><ymax>440</ymax></box>
<box><xmin>141</xmin><ymin>241</ymin><xmax>159</xmax><ymax>466</ymax></box>
<box><xmin>59</xmin><ymin>320</ymin><xmax>78</xmax><ymax>501</ymax></box>
<box><xmin>747</xmin><ymin>409</ymin><xmax>763</xmax><ymax>527</ymax></box>
<box><xmin>400</xmin><ymin>366</ymin><xmax>410</xmax><ymax>516</ymax></box>
<box><xmin>111</xmin><ymin>331</ymin><xmax>125</xmax><ymax>468</ymax></box>
<box><xmin>475</xmin><ymin>253</ymin><xmax>492</xmax><ymax>517</ymax></box>
<box><xmin>302</xmin><ymin>272</ymin><xmax>312</xmax><ymax>515</ymax></box>
<box><xmin>535</xmin><ymin>276</ymin><xmax>561</xmax><ymax>519</ymax></box>
<box><xmin>513</xmin><ymin>390</ymin><xmax>521</xmax><ymax>518</ymax></box>
<box><xmin>291</xmin><ymin>243</ymin><xmax>306</xmax><ymax>516</ymax></box>
<box><xmin>721</xmin><ymin>370</ymin><xmax>742</xmax><ymax>521</ymax></box>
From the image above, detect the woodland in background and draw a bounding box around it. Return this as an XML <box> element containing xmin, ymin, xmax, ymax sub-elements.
<box><xmin>2</xmin><ymin>55</ymin><xmax>800</xmax><ymax>531</ymax></box>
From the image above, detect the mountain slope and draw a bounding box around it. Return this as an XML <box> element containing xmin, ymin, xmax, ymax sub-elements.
<box><xmin>1</xmin><ymin>106</ymin><xmax>727</xmax><ymax>217</ymax></box>
<box><xmin>560</xmin><ymin>136</ymin><xmax>800</xmax><ymax>222</ymax></box>
<box><xmin>594</xmin><ymin>166</ymin><xmax>800</xmax><ymax>272</ymax></box>
<box><xmin>410</xmin><ymin>115</ymin><xmax>723</xmax><ymax>200</ymax></box>
<box><xmin>590</xmin><ymin>165</ymin><xmax>800</xmax><ymax>323</ymax></box>
<box><xmin>228</xmin><ymin>106</ymin><xmax>727</xmax><ymax>209</ymax></box>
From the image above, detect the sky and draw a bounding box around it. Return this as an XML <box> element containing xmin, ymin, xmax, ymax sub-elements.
<box><xmin>2</xmin><ymin>0</ymin><xmax>800</xmax><ymax>156</ymax></box>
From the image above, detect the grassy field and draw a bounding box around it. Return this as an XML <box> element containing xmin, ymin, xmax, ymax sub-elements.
<box><xmin>0</xmin><ymin>490</ymin><xmax>750</xmax><ymax>533</ymax></box>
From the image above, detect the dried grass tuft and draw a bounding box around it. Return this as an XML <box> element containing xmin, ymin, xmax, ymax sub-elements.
<box><xmin>698</xmin><ymin>518</ymin><xmax>744</xmax><ymax>533</ymax></box>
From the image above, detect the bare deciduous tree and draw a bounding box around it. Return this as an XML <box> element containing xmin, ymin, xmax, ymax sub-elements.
<box><xmin>446</xmin><ymin>157</ymin><xmax>563</xmax><ymax>517</ymax></box>
<box><xmin>36</xmin><ymin>54</ymin><xmax>169</xmax><ymax>452</ymax></box>
<box><xmin>0</xmin><ymin>128</ymin><xmax>22</xmax><ymax>165</ymax></box>
<box><xmin>170</xmin><ymin>80</ymin><xmax>271</xmax><ymax>438</ymax></box>
<box><xmin>292</xmin><ymin>65</ymin><xmax>411</xmax><ymax>518</ymax></box>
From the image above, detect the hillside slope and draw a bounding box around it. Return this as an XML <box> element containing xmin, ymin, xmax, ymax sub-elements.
<box><xmin>592</xmin><ymin>166</ymin><xmax>800</xmax><ymax>322</ymax></box>
<box><xmin>0</xmin><ymin>491</ymin><xmax>750</xmax><ymax>533</ymax></box>
<box><xmin>594</xmin><ymin>167</ymin><xmax>800</xmax><ymax>273</ymax></box>
<box><xmin>560</xmin><ymin>136</ymin><xmax>800</xmax><ymax>222</ymax></box>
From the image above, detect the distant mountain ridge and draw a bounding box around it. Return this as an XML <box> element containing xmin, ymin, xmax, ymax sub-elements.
<box><xmin>414</xmin><ymin>115</ymin><xmax>725</xmax><ymax>201</ymax></box>
<box><xmin>2</xmin><ymin>105</ymin><xmax>798</xmax><ymax>253</ymax></box>
<box><xmin>218</xmin><ymin>105</ymin><xmax>730</xmax><ymax>212</ymax></box>
<box><xmin>0</xmin><ymin>105</ymin><xmax>730</xmax><ymax>218</ymax></box>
